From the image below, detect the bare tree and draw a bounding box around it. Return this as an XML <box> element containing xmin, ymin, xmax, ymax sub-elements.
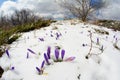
<box><xmin>59</xmin><ymin>0</ymin><xmax>105</xmax><ymax>21</ymax></box>
<box><xmin>10</xmin><ymin>9</ymin><xmax>38</xmax><ymax>26</ymax></box>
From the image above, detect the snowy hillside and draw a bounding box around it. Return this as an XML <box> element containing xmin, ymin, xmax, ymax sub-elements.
<box><xmin>0</xmin><ymin>20</ymin><xmax>120</xmax><ymax>80</ymax></box>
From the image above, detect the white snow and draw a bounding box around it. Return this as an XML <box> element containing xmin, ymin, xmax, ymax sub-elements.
<box><xmin>0</xmin><ymin>20</ymin><xmax>120</xmax><ymax>80</ymax></box>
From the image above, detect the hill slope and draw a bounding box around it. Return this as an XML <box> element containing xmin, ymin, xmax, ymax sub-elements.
<box><xmin>0</xmin><ymin>20</ymin><xmax>120</xmax><ymax>80</ymax></box>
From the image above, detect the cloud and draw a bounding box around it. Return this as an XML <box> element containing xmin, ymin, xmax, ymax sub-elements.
<box><xmin>0</xmin><ymin>0</ymin><xmax>120</xmax><ymax>20</ymax></box>
<box><xmin>0</xmin><ymin>0</ymin><xmax>64</xmax><ymax>19</ymax></box>
<box><xmin>99</xmin><ymin>0</ymin><xmax>120</xmax><ymax>20</ymax></box>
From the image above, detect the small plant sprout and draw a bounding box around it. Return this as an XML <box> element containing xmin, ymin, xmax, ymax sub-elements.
<box><xmin>27</xmin><ymin>48</ymin><xmax>36</xmax><ymax>54</ymax></box>
<box><xmin>47</xmin><ymin>46</ymin><xmax>51</xmax><ymax>59</ymax></box>
<box><xmin>82</xmin><ymin>44</ymin><xmax>85</xmax><ymax>47</ymax></box>
<box><xmin>100</xmin><ymin>45</ymin><xmax>104</xmax><ymax>52</ymax></box>
<box><xmin>44</xmin><ymin>53</ymin><xmax>50</xmax><ymax>65</ymax></box>
<box><xmin>113</xmin><ymin>35</ymin><xmax>116</xmax><ymax>38</ymax></box>
<box><xmin>36</xmin><ymin>67</ymin><xmax>42</xmax><ymax>75</ymax></box>
<box><xmin>82</xmin><ymin>44</ymin><xmax>87</xmax><ymax>47</ymax></box>
<box><xmin>5</xmin><ymin>49</ymin><xmax>10</xmax><ymax>58</ymax></box>
<box><xmin>61</xmin><ymin>49</ymin><xmax>65</xmax><ymax>60</ymax></box>
<box><xmin>116</xmin><ymin>38</ymin><xmax>118</xmax><ymax>42</ymax></box>
<box><xmin>55</xmin><ymin>48</ymin><xmax>59</xmax><ymax>61</ymax></box>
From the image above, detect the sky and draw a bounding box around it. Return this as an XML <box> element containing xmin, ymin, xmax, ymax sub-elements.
<box><xmin>0</xmin><ymin>0</ymin><xmax>120</xmax><ymax>20</ymax></box>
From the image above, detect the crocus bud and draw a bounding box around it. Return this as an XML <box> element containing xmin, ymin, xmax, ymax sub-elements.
<box><xmin>61</xmin><ymin>49</ymin><xmax>65</xmax><ymax>60</ymax></box>
<box><xmin>5</xmin><ymin>49</ymin><xmax>10</xmax><ymax>58</ymax></box>
<box><xmin>55</xmin><ymin>48</ymin><xmax>59</xmax><ymax>60</ymax></box>
<box><xmin>39</xmin><ymin>38</ymin><xmax>44</xmax><ymax>41</ymax></box>
<box><xmin>11</xmin><ymin>67</ymin><xmax>15</xmax><ymax>70</ymax></box>
<box><xmin>47</xmin><ymin>46</ymin><xmax>51</xmax><ymax>59</ymax></box>
<box><xmin>44</xmin><ymin>53</ymin><xmax>50</xmax><ymax>65</ymax></box>
<box><xmin>97</xmin><ymin>38</ymin><xmax>99</xmax><ymax>44</ymax></box>
<box><xmin>27</xmin><ymin>48</ymin><xmax>35</xmax><ymax>54</ymax></box>
<box><xmin>36</xmin><ymin>67</ymin><xmax>41</xmax><ymax>74</ymax></box>
<box><xmin>41</xmin><ymin>60</ymin><xmax>45</xmax><ymax>69</ymax></box>
<box><xmin>26</xmin><ymin>52</ymin><xmax>29</xmax><ymax>59</ymax></box>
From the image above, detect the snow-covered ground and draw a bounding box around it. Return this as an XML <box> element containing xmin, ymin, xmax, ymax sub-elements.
<box><xmin>0</xmin><ymin>20</ymin><xmax>120</xmax><ymax>80</ymax></box>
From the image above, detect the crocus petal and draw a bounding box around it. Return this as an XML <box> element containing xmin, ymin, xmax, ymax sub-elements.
<box><xmin>5</xmin><ymin>49</ymin><xmax>10</xmax><ymax>58</ymax></box>
<box><xmin>61</xmin><ymin>49</ymin><xmax>65</xmax><ymax>60</ymax></box>
<box><xmin>26</xmin><ymin>52</ymin><xmax>29</xmax><ymax>59</ymax></box>
<box><xmin>47</xmin><ymin>46</ymin><xmax>51</xmax><ymax>59</ymax></box>
<box><xmin>27</xmin><ymin>48</ymin><xmax>35</xmax><ymax>54</ymax></box>
<box><xmin>36</xmin><ymin>67</ymin><xmax>41</xmax><ymax>74</ymax></box>
<box><xmin>55</xmin><ymin>48</ymin><xmax>59</xmax><ymax>60</ymax></box>
<box><xmin>65</xmin><ymin>57</ymin><xmax>76</xmax><ymax>61</ymax></box>
<box><xmin>41</xmin><ymin>60</ymin><xmax>45</xmax><ymax>69</ymax></box>
<box><xmin>44</xmin><ymin>53</ymin><xmax>50</xmax><ymax>65</ymax></box>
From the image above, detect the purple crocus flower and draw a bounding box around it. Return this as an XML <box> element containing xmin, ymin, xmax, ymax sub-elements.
<box><xmin>27</xmin><ymin>48</ymin><xmax>36</xmax><ymax>54</ymax></box>
<box><xmin>26</xmin><ymin>52</ymin><xmax>29</xmax><ymax>59</ymax></box>
<box><xmin>41</xmin><ymin>60</ymin><xmax>45</xmax><ymax>69</ymax></box>
<box><xmin>39</xmin><ymin>38</ymin><xmax>44</xmax><ymax>41</ymax></box>
<box><xmin>56</xmin><ymin>33</ymin><xmax>60</xmax><ymax>40</ymax></box>
<box><xmin>55</xmin><ymin>48</ymin><xmax>59</xmax><ymax>60</ymax></box>
<box><xmin>36</xmin><ymin>67</ymin><xmax>41</xmax><ymax>74</ymax></box>
<box><xmin>61</xmin><ymin>49</ymin><xmax>65</xmax><ymax>60</ymax></box>
<box><xmin>97</xmin><ymin>38</ymin><xmax>99</xmax><ymax>44</ymax></box>
<box><xmin>11</xmin><ymin>67</ymin><xmax>15</xmax><ymax>70</ymax></box>
<box><xmin>44</xmin><ymin>53</ymin><xmax>50</xmax><ymax>65</ymax></box>
<box><xmin>56</xmin><ymin>33</ymin><xmax>59</xmax><ymax>37</ymax></box>
<box><xmin>116</xmin><ymin>38</ymin><xmax>118</xmax><ymax>41</ymax></box>
<box><xmin>47</xmin><ymin>46</ymin><xmax>51</xmax><ymax>59</ymax></box>
<box><xmin>50</xmin><ymin>34</ymin><xmax>53</xmax><ymax>37</ymax></box>
<box><xmin>5</xmin><ymin>49</ymin><xmax>10</xmax><ymax>58</ymax></box>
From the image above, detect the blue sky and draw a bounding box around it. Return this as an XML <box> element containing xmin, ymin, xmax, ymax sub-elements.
<box><xmin>0</xmin><ymin>0</ymin><xmax>120</xmax><ymax>20</ymax></box>
<box><xmin>0</xmin><ymin>0</ymin><xmax>6</xmax><ymax>6</ymax></box>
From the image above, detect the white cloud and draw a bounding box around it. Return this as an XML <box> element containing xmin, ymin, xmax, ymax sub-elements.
<box><xmin>0</xmin><ymin>0</ymin><xmax>63</xmax><ymax>19</ymax></box>
<box><xmin>0</xmin><ymin>0</ymin><xmax>120</xmax><ymax>20</ymax></box>
<box><xmin>99</xmin><ymin>0</ymin><xmax>120</xmax><ymax>20</ymax></box>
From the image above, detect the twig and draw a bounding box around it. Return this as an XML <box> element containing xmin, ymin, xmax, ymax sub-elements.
<box><xmin>86</xmin><ymin>31</ymin><xmax>92</xmax><ymax>59</ymax></box>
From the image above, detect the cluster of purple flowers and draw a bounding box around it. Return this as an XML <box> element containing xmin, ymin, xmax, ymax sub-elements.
<box><xmin>56</xmin><ymin>32</ymin><xmax>62</xmax><ymax>40</ymax></box>
<box><xmin>6</xmin><ymin>46</ymin><xmax>74</xmax><ymax>75</ymax></box>
<box><xmin>36</xmin><ymin>46</ymin><xmax>66</xmax><ymax>75</ymax></box>
<box><xmin>44</xmin><ymin>46</ymin><xmax>65</xmax><ymax>64</ymax></box>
